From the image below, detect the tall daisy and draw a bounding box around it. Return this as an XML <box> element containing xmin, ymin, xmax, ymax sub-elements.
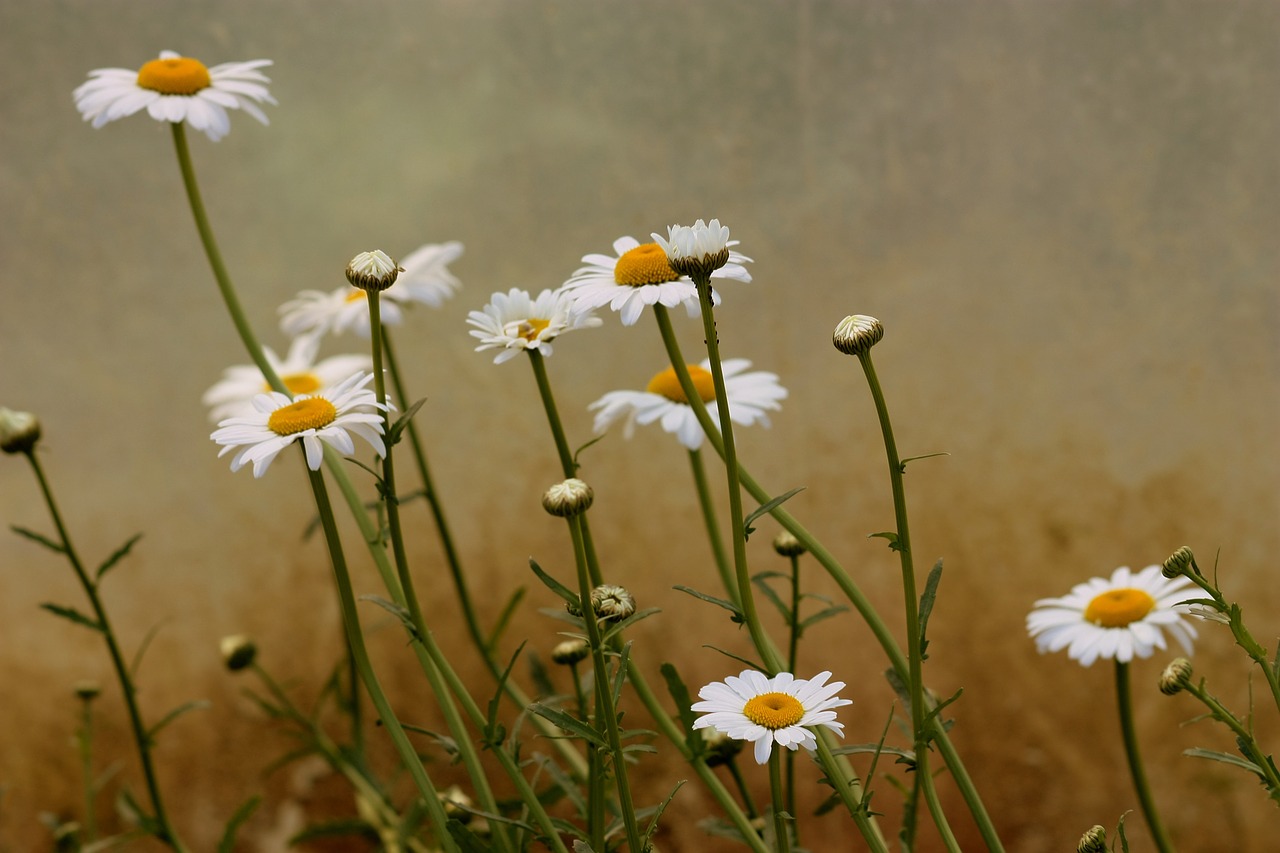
<box><xmin>279</xmin><ymin>285</ymin><xmax>408</xmax><ymax>341</ymax></box>
<box><xmin>211</xmin><ymin>371</ymin><xmax>388</xmax><ymax>478</ymax></box>
<box><xmin>589</xmin><ymin>359</ymin><xmax>786</xmax><ymax>450</ymax></box>
<box><xmin>692</xmin><ymin>669</ymin><xmax>850</xmax><ymax>765</ymax></box>
<box><xmin>73</xmin><ymin>50</ymin><xmax>274</xmax><ymax>142</ymax></box>
<box><xmin>466</xmin><ymin>288</ymin><xmax>601</xmax><ymax>364</ymax></box>
<box><xmin>560</xmin><ymin>235</ymin><xmax>752</xmax><ymax>326</ymax></box>
<box><xmin>202</xmin><ymin>336</ymin><xmax>372</xmax><ymax>422</ymax></box>
<box><xmin>1027</xmin><ymin>565</ymin><xmax>1197</xmax><ymax>667</ymax></box>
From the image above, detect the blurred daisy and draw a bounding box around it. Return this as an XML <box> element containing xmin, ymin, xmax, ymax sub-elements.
<box><xmin>211</xmin><ymin>372</ymin><xmax>388</xmax><ymax>478</ymax></box>
<box><xmin>692</xmin><ymin>669</ymin><xmax>850</xmax><ymax>765</ymax></box>
<box><xmin>561</xmin><ymin>235</ymin><xmax>751</xmax><ymax>326</ymax></box>
<box><xmin>589</xmin><ymin>359</ymin><xmax>786</xmax><ymax>450</ymax></box>
<box><xmin>1027</xmin><ymin>565</ymin><xmax>1198</xmax><ymax>667</ymax></box>
<box><xmin>466</xmin><ymin>288</ymin><xmax>601</xmax><ymax>364</ymax></box>
<box><xmin>279</xmin><ymin>285</ymin><xmax>406</xmax><ymax>341</ymax></box>
<box><xmin>73</xmin><ymin>50</ymin><xmax>274</xmax><ymax>142</ymax></box>
<box><xmin>202</xmin><ymin>336</ymin><xmax>371</xmax><ymax>422</ymax></box>
<box><xmin>395</xmin><ymin>241</ymin><xmax>464</xmax><ymax>308</ymax></box>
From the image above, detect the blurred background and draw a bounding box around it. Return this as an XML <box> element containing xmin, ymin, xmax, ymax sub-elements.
<box><xmin>2</xmin><ymin>1</ymin><xmax>1276</xmax><ymax>850</ymax></box>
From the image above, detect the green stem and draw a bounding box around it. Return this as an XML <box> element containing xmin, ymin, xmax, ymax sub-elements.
<box><xmin>567</xmin><ymin>514</ymin><xmax>645</xmax><ymax>853</ymax></box>
<box><xmin>77</xmin><ymin>694</ymin><xmax>98</xmax><ymax>842</ymax></box>
<box><xmin>1179</xmin><ymin>680</ymin><xmax>1280</xmax><ymax>802</ymax></box>
<box><xmin>1181</xmin><ymin>565</ymin><xmax>1280</xmax><ymax>714</ymax></box>
<box><xmin>785</xmin><ymin>553</ymin><xmax>801</xmax><ymax>826</ymax></box>
<box><xmin>725</xmin><ymin>758</ymin><xmax>759</xmax><ymax>819</ymax></box>
<box><xmin>305</xmin><ymin>463</ymin><xmax>460</xmax><ymax>853</ymax></box>
<box><xmin>1115</xmin><ymin>661</ymin><xmax>1176</xmax><ymax>853</ymax></box>
<box><xmin>768</xmin><ymin>750</ymin><xmax>792</xmax><ymax>853</ymax></box>
<box><xmin>528</xmin><ymin>350</ymin><xmax>575</xmax><ymax>476</ymax></box>
<box><xmin>689</xmin><ymin>448</ymin><xmax>737</xmax><ymax>605</ymax></box>
<box><xmin>382</xmin><ymin>329</ymin><xmax>490</xmax><ymax>663</ymax></box>
<box><xmin>23</xmin><ymin>451</ymin><xmax>187</xmax><ymax>851</ymax></box>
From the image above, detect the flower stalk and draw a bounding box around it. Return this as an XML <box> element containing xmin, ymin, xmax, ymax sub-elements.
<box><xmin>1115</xmin><ymin>661</ymin><xmax>1177</xmax><ymax>853</ymax></box>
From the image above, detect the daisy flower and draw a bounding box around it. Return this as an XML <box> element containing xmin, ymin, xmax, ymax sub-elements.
<box><xmin>201</xmin><ymin>336</ymin><xmax>372</xmax><ymax>422</ymax></box>
<box><xmin>211</xmin><ymin>372</ymin><xmax>388</xmax><ymax>478</ymax></box>
<box><xmin>653</xmin><ymin>218</ymin><xmax>733</xmax><ymax>279</ymax></box>
<box><xmin>279</xmin><ymin>285</ymin><xmax>407</xmax><ymax>341</ymax></box>
<box><xmin>73</xmin><ymin>50</ymin><xmax>274</xmax><ymax>142</ymax></box>
<box><xmin>1027</xmin><ymin>565</ymin><xmax>1198</xmax><ymax>667</ymax></box>
<box><xmin>395</xmin><ymin>241</ymin><xmax>465</xmax><ymax>308</ymax></box>
<box><xmin>560</xmin><ymin>234</ymin><xmax>752</xmax><ymax>326</ymax></box>
<box><xmin>692</xmin><ymin>669</ymin><xmax>851</xmax><ymax>765</ymax></box>
<box><xmin>589</xmin><ymin>358</ymin><xmax>786</xmax><ymax>450</ymax></box>
<box><xmin>466</xmin><ymin>288</ymin><xmax>602</xmax><ymax>364</ymax></box>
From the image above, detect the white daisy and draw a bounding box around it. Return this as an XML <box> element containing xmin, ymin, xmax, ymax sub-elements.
<box><xmin>466</xmin><ymin>288</ymin><xmax>602</xmax><ymax>364</ymax></box>
<box><xmin>73</xmin><ymin>50</ymin><xmax>274</xmax><ymax>142</ymax></box>
<box><xmin>211</xmin><ymin>372</ymin><xmax>388</xmax><ymax>478</ymax></box>
<box><xmin>560</xmin><ymin>235</ymin><xmax>751</xmax><ymax>326</ymax></box>
<box><xmin>1027</xmin><ymin>565</ymin><xmax>1198</xmax><ymax>667</ymax></box>
<box><xmin>652</xmin><ymin>218</ymin><xmax>736</xmax><ymax>278</ymax></box>
<box><xmin>201</xmin><ymin>336</ymin><xmax>372</xmax><ymax>422</ymax></box>
<box><xmin>396</xmin><ymin>241</ymin><xmax>464</xmax><ymax>308</ymax></box>
<box><xmin>692</xmin><ymin>669</ymin><xmax>851</xmax><ymax>765</ymax></box>
<box><xmin>589</xmin><ymin>359</ymin><xmax>786</xmax><ymax>450</ymax></box>
<box><xmin>279</xmin><ymin>285</ymin><xmax>407</xmax><ymax>341</ymax></box>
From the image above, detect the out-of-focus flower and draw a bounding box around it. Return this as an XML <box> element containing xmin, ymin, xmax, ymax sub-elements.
<box><xmin>202</xmin><ymin>336</ymin><xmax>371</xmax><ymax>422</ymax></box>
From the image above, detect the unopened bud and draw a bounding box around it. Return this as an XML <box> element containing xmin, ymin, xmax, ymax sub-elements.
<box><xmin>590</xmin><ymin>584</ymin><xmax>635</xmax><ymax>622</ymax></box>
<box><xmin>439</xmin><ymin>785</ymin><xmax>474</xmax><ymax>822</ymax></box>
<box><xmin>1077</xmin><ymin>825</ymin><xmax>1108</xmax><ymax>853</ymax></box>
<box><xmin>0</xmin><ymin>408</ymin><xmax>41</xmax><ymax>454</ymax></box>
<box><xmin>1162</xmin><ymin>545</ymin><xmax>1195</xmax><ymax>579</ymax></box>
<box><xmin>551</xmin><ymin>638</ymin><xmax>590</xmax><ymax>665</ymax></box>
<box><xmin>701</xmin><ymin>729</ymin><xmax>744</xmax><ymax>767</ymax></box>
<box><xmin>1159</xmin><ymin>658</ymin><xmax>1193</xmax><ymax>696</ymax></box>
<box><xmin>345</xmin><ymin>250</ymin><xmax>402</xmax><ymax>292</ymax></box>
<box><xmin>220</xmin><ymin>635</ymin><xmax>257</xmax><ymax>672</ymax></box>
<box><xmin>72</xmin><ymin>681</ymin><xmax>101</xmax><ymax>702</ymax></box>
<box><xmin>542</xmin><ymin>478</ymin><xmax>594</xmax><ymax>517</ymax></box>
<box><xmin>832</xmin><ymin>315</ymin><xmax>884</xmax><ymax>356</ymax></box>
<box><xmin>772</xmin><ymin>530</ymin><xmax>806</xmax><ymax>557</ymax></box>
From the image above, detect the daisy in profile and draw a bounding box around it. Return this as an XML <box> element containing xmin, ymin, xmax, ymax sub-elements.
<box><xmin>202</xmin><ymin>336</ymin><xmax>372</xmax><ymax>422</ymax></box>
<box><xmin>561</xmin><ymin>234</ymin><xmax>751</xmax><ymax>326</ymax></box>
<box><xmin>466</xmin><ymin>288</ymin><xmax>601</xmax><ymax>364</ymax></box>
<box><xmin>211</xmin><ymin>372</ymin><xmax>388</xmax><ymax>478</ymax></box>
<box><xmin>589</xmin><ymin>359</ymin><xmax>786</xmax><ymax>450</ymax></box>
<box><xmin>73</xmin><ymin>50</ymin><xmax>274</xmax><ymax>142</ymax></box>
<box><xmin>1027</xmin><ymin>565</ymin><xmax>1197</xmax><ymax>667</ymax></box>
<box><xmin>279</xmin><ymin>285</ymin><xmax>407</xmax><ymax>341</ymax></box>
<box><xmin>692</xmin><ymin>669</ymin><xmax>850</xmax><ymax>765</ymax></box>
<box><xmin>395</xmin><ymin>241</ymin><xmax>465</xmax><ymax>308</ymax></box>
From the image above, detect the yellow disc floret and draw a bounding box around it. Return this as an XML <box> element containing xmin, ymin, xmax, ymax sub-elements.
<box><xmin>504</xmin><ymin>317</ymin><xmax>551</xmax><ymax>342</ymax></box>
<box><xmin>267</xmin><ymin>397</ymin><xmax>337</xmax><ymax>436</ymax></box>
<box><xmin>264</xmin><ymin>373</ymin><xmax>322</xmax><ymax>396</ymax></box>
<box><xmin>742</xmin><ymin>692</ymin><xmax>805</xmax><ymax>730</ymax></box>
<box><xmin>614</xmin><ymin>243</ymin><xmax>680</xmax><ymax>287</ymax></box>
<box><xmin>647</xmin><ymin>365</ymin><xmax>716</xmax><ymax>404</ymax></box>
<box><xmin>1084</xmin><ymin>588</ymin><xmax>1156</xmax><ymax>628</ymax></box>
<box><xmin>136</xmin><ymin>56</ymin><xmax>212</xmax><ymax>95</ymax></box>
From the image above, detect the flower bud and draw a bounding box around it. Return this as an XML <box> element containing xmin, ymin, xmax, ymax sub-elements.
<box><xmin>832</xmin><ymin>314</ymin><xmax>884</xmax><ymax>356</ymax></box>
<box><xmin>551</xmin><ymin>637</ymin><xmax>590</xmax><ymax>665</ymax></box>
<box><xmin>1077</xmin><ymin>825</ymin><xmax>1108</xmax><ymax>853</ymax></box>
<box><xmin>654</xmin><ymin>219</ymin><xmax>731</xmax><ymax>281</ymax></box>
<box><xmin>772</xmin><ymin>530</ymin><xmax>806</xmax><ymax>557</ymax></box>
<box><xmin>1159</xmin><ymin>658</ymin><xmax>1193</xmax><ymax>696</ymax></box>
<box><xmin>345</xmin><ymin>250</ymin><xmax>402</xmax><ymax>292</ymax></box>
<box><xmin>0</xmin><ymin>408</ymin><xmax>41</xmax><ymax>454</ymax></box>
<box><xmin>590</xmin><ymin>584</ymin><xmax>635</xmax><ymax>622</ymax></box>
<box><xmin>220</xmin><ymin>634</ymin><xmax>257</xmax><ymax>672</ymax></box>
<box><xmin>701</xmin><ymin>729</ymin><xmax>744</xmax><ymax>767</ymax></box>
<box><xmin>72</xmin><ymin>681</ymin><xmax>102</xmax><ymax>702</ymax></box>
<box><xmin>1161</xmin><ymin>545</ymin><xmax>1195</xmax><ymax>579</ymax></box>
<box><xmin>542</xmin><ymin>478</ymin><xmax>594</xmax><ymax>517</ymax></box>
<box><xmin>439</xmin><ymin>785</ymin><xmax>474</xmax><ymax>822</ymax></box>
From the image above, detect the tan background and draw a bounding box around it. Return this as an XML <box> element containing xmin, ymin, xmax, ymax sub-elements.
<box><xmin>2</xmin><ymin>1</ymin><xmax>1277</xmax><ymax>850</ymax></box>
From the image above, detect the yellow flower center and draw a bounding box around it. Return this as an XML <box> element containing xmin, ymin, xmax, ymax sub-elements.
<box><xmin>503</xmin><ymin>317</ymin><xmax>551</xmax><ymax>342</ymax></box>
<box><xmin>266</xmin><ymin>397</ymin><xmax>337</xmax><ymax>436</ymax></box>
<box><xmin>647</xmin><ymin>365</ymin><xmax>716</xmax><ymax>404</ymax></box>
<box><xmin>263</xmin><ymin>373</ymin><xmax>322</xmax><ymax>396</ymax></box>
<box><xmin>614</xmin><ymin>243</ymin><xmax>680</xmax><ymax>287</ymax></box>
<box><xmin>1084</xmin><ymin>587</ymin><xmax>1156</xmax><ymax>628</ymax></box>
<box><xmin>742</xmin><ymin>692</ymin><xmax>805</xmax><ymax>730</ymax></box>
<box><xmin>136</xmin><ymin>56</ymin><xmax>212</xmax><ymax>95</ymax></box>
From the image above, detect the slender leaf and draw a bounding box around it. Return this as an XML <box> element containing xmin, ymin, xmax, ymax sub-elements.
<box><xmin>573</xmin><ymin>434</ymin><xmax>606</xmax><ymax>469</ymax></box>
<box><xmin>96</xmin><ymin>533</ymin><xmax>143</xmax><ymax>582</ymax></box>
<box><xmin>289</xmin><ymin>819</ymin><xmax>377</xmax><ymax>844</ymax></box>
<box><xmin>216</xmin><ymin>795</ymin><xmax>262</xmax><ymax>853</ymax></box>
<box><xmin>129</xmin><ymin>621</ymin><xmax>167</xmax><ymax>680</ymax></box>
<box><xmin>743</xmin><ymin>487</ymin><xmax>805</xmax><ymax>539</ymax></box>
<box><xmin>487</xmin><ymin>585</ymin><xmax>527</xmax><ymax>650</ymax></box>
<box><xmin>868</xmin><ymin>531</ymin><xmax>903</xmax><ymax>552</ymax></box>
<box><xmin>672</xmin><ymin>585</ymin><xmax>743</xmax><ymax>623</ymax></box>
<box><xmin>11</xmin><ymin>524</ymin><xmax>65</xmax><ymax>554</ymax></box>
<box><xmin>447</xmin><ymin>818</ymin><xmax>493</xmax><ymax>853</ymax></box>
<box><xmin>1184</xmin><ymin>747</ymin><xmax>1267</xmax><ymax>777</ymax></box>
<box><xmin>529</xmin><ymin>557</ymin><xmax>578</xmax><ymax>606</ymax></box>
<box><xmin>528</xmin><ymin>651</ymin><xmax>554</xmax><ymax>699</ymax></box>
<box><xmin>898</xmin><ymin>451</ymin><xmax>950</xmax><ymax>472</ymax></box>
<box><xmin>386</xmin><ymin>397</ymin><xmax>428</xmax><ymax>447</ymax></box>
<box><xmin>528</xmin><ymin>703</ymin><xmax>608</xmax><ymax>748</ymax></box>
<box><xmin>39</xmin><ymin>602</ymin><xmax>101</xmax><ymax>633</ymax></box>
<box><xmin>115</xmin><ymin>788</ymin><xmax>161</xmax><ymax>836</ymax></box>
<box><xmin>601</xmin><ymin>607</ymin><xmax>662</xmax><ymax>642</ymax></box>
<box><xmin>359</xmin><ymin>595</ymin><xmax>420</xmax><ymax>642</ymax></box>
<box><xmin>148</xmin><ymin>700</ymin><xmax>211</xmax><ymax>740</ymax></box>
<box><xmin>917</xmin><ymin>559</ymin><xmax>944</xmax><ymax>661</ymax></box>
<box><xmin>798</xmin><ymin>604</ymin><xmax>848</xmax><ymax>632</ymax></box>
<box><xmin>702</xmin><ymin>645</ymin><xmax>764</xmax><ymax>672</ymax></box>
<box><xmin>643</xmin><ymin>780</ymin><xmax>686</xmax><ymax>846</ymax></box>
<box><xmin>485</xmin><ymin>642</ymin><xmax>526</xmax><ymax>748</ymax></box>
<box><xmin>751</xmin><ymin>574</ymin><xmax>791</xmax><ymax>622</ymax></box>
<box><xmin>572</xmin><ymin>841</ymin><xmax>598</xmax><ymax>853</ymax></box>
<box><xmin>660</xmin><ymin>662</ymin><xmax>703</xmax><ymax>754</ymax></box>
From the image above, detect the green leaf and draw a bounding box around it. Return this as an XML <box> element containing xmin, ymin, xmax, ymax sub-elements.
<box><xmin>573</xmin><ymin>434</ymin><xmax>606</xmax><ymax>470</ymax></box>
<box><xmin>702</xmin><ymin>645</ymin><xmax>764</xmax><ymax>672</ymax></box>
<box><xmin>528</xmin><ymin>703</ymin><xmax>608</xmax><ymax>748</ymax></box>
<box><xmin>1117</xmin><ymin>810</ymin><xmax>1132</xmax><ymax>853</ymax></box>
<box><xmin>868</xmin><ymin>531</ymin><xmax>903</xmax><ymax>552</ymax></box>
<box><xmin>572</xmin><ymin>841</ymin><xmax>598</xmax><ymax>853</ymax></box>
<box><xmin>528</xmin><ymin>651</ymin><xmax>554</xmax><ymax>699</ymax></box>
<box><xmin>148</xmin><ymin>700</ymin><xmax>211</xmax><ymax>740</ymax></box>
<box><xmin>96</xmin><ymin>533</ymin><xmax>143</xmax><ymax>582</ymax></box>
<box><xmin>398</xmin><ymin>723</ymin><xmax>460</xmax><ymax>760</ymax></box>
<box><xmin>610</xmin><ymin>641</ymin><xmax>632</xmax><ymax>707</ymax></box>
<box><xmin>798</xmin><ymin>604</ymin><xmax>848</xmax><ymax>632</ymax></box>
<box><xmin>643</xmin><ymin>780</ymin><xmax>686</xmax><ymax>847</ymax></box>
<box><xmin>529</xmin><ymin>557</ymin><xmax>579</xmax><ymax>606</ymax></box>
<box><xmin>129</xmin><ymin>621</ymin><xmax>166</xmax><ymax>680</ymax></box>
<box><xmin>601</xmin><ymin>607</ymin><xmax>662</xmax><ymax>642</ymax></box>
<box><xmin>288</xmin><ymin>818</ymin><xmax>377</xmax><ymax>844</ymax></box>
<box><xmin>115</xmin><ymin>788</ymin><xmax>161</xmax><ymax>836</ymax></box>
<box><xmin>1184</xmin><ymin>747</ymin><xmax>1267</xmax><ymax>778</ymax></box>
<box><xmin>660</xmin><ymin>662</ymin><xmax>703</xmax><ymax>755</ymax></box>
<box><xmin>217</xmin><ymin>795</ymin><xmax>262</xmax><ymax>853</ymax></box>
<box><xmin>917</xmin><ymin>559</ymin><xmax>944</xmax><ymax>661</ymax></box>
<box><xmin>487</xmin><ymin>586</ymin><xmax>527</xmax><ymax>650</ymax></box>
<box><xmin>672</xmin><ymin>585</ymin><xmax>743</xmax><ymax>623</ymax></box>
<box><xmin>446</xmin><ymin>818</ymin><xmax>493</xmax><ymax>853</ymax></box>
<box><xmin>39</xmin><ymin>602</ymin><xmax>101</xmax><ymax>633</ymax></box>
<box><xmin>359</xmin><ymin>595</ymin><xmax>420</xmax><ymax>642</ymax></box>
<box><xmin>898</xmin><ymin>451</ymin><xmax>950</xmax><ymax>472</ymax></box>
<box><xmin>751</xmin><ymin>573</ymin><xmax>791</xmax><ymax>622</ymax></box>
<box><xmin>386</xmin><ymin>397</ymin><xmax>427</xmax><ymax>447</ymax></box>
<box><xmin>484</xmin><ymin>643</ymin><xmax>526</xmax><ymax>748</ymax></box>
<box><xmin>743</xmin><ymin>487</ymin><xmax>805</xmax><ymax>539</ymax></box>
<box><xmin>11</xmin><ymin>524</ymin><xmax>65</xmax><ymax>554</ymax></box>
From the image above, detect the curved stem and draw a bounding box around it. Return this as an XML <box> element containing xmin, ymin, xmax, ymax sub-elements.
<box><xmin>23</xmin><ymin>451</ymin><xmax>188</xmax><ymax>851</ymax></box>
<box><xmin>1115</xmin><ymin>661</ymin><xmax>1176</xmax><ymax>853</ymax></box>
